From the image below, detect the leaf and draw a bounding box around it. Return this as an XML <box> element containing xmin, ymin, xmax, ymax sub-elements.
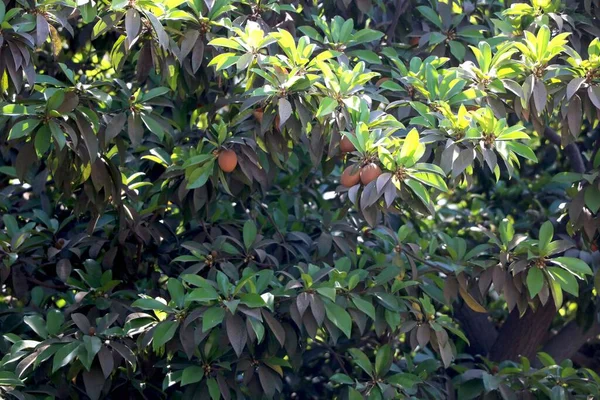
<box><xmin>46</xmin><ymin>309</ymin><xmax>64</xmax><ymax>336</ymax></box>
<box><xmin>9</xmin><ymin>119</ymin><xmax>40</xmax><ymax>140</ymax></box>
<box><xmin>262</xmin><ymin>310</ymin><xmax>286</xmax><ymax>347</ymax></box>
<box><xmin>316</xmin><ymin>97</ymin><xmax>337</xmax><ymax>118</ymax></box>
<box><xmin>533</xmin><ymin>79</ymin><xmax>547</xmax><ymax>114</ymax></box>
<box><xmin>448</xmin><ymin>41</ymin><xmax>466</xmax><ymax>61</ymax></box>
<box><xmin>152</xmin><ymin>321</ymin><xmax>179</xmax><ymax>349</ymax></box>
<box><xmin>167</xmin><ymin>278</ymin><xmax>185</xmax><ymax>308</ymax></box>
<box><xmin>243</xmin><ymin>220</ymin><xmax>257</xmax><ymax>249</ymax></box>
<box><xmin>526</xmin><ymin>267</ymin><xmax>544</xmax><ymax>298</ymax></box>
<box><xmin>375</xmin><ymin>344</ymin><xmax>392</xmax><ymax>377</ymax></box>
<box><xmin>128</xmin><ymin>112</ymin><xmax>143</xmax><ymax>147</ymax></box>
<box><xmin>548</xmin><ymin>276</ymin><xmax>564</xmax><ymax>310</ymax></box>
<box><xmin>140</xmin><ymin>113</ymin><xmax>165</xmax><ymax>140</ymax></box>
<box><xmin>132</xmin><ymin>298</ymin><xmax>174</xmax><ymax>312</ymax></box>
<box><xmin>202</xmin><ymin>306</ymin><xmax>226</xmax><ymax>332</ymax></box>
<box><xmin>566</xmin><ymin>77</ymin><xmax>585</xmax><ymax>100</ymax></box>
<box><xmin>324</xmin><ymin>300</ymin><xmax>352</xmax><ymax>338</ymax></box>
<box><xmin>584</xmin><ymin>185</ymin><xmax>600</xmax><ymax>213</ymax></box>
<box><xmin>181</xmin><ymin>366</ymin><xmax>204</xmax><ymax>386</ymax></box>
<box><xmin>538</xmin><ymin>221</ymin><xmax>553</xmax><ymax>254</ymax></box>
<box><xmin>52</xmin><ymin>342</ymin><xmax>81</xmax><ymax>372</ymax></box>
<box><xmin>71</xmin><ymin>313</ymin><xmax>91</xmax><ymax>332</ymax></box>
<box><xmin>82</xmin><ymin>368</ymin><xmax>104</xmax><ymax>400</ymax></box>
<box><xmin>589</xmin><ymin>85</ymin><xmax>600</xmax><ymax>109</ymax></box>
<box><xmin>225</xmin><ymin>313</ymin><xmax>247</xmax><ymax>356</ymax></box>
<box><xmin>187</xmin><ymin>287</ymin><xmax>219</xmax><ymax>303</ymax></box>
<box><xmin>547</xmin><ymin>267</ymin><xmax>578</xmax><ymax>296</ymax></box>
<box><xmin>24</xmin><ymin>314</ymin><xmax>48</xmax><ymax>339</ymax></box>
<box><xmin>0</xmin><ymin>371</ymin><xmax>24</xmax><ymax>386</ymax></box>
<box><xmin>551</xmin><ymin>257</ymin><xmax>593</xmax><ymax>277</ymax></box>
<box><xmin>0</xmin><ymin>104</ymin><xmax>37</xmax><ymax>116</ymax></box>
<box><xmin>125</xmin><ymin>8</ymin><xmax>141</xmax><ymax>48</ymax></box>
<box><xmin>348</xmin><ymin>348</ymin><xmax>373</xmax><ymax>377</ymax></box>
<box><xmin>82</xmin><ymin>335</ymin><xmax>102</xmax><ymax>369</ymax></box>
<box><xmin>458</xmin><ymin>287</ymin><xmax>486</xmax><ymax>313</ymax></box>
<box><xmin>278</xmin><ymin>97</ymin><xmax>292</xmax><ymax>129</ymax></box>
<box><xmin>351</xmin><ymin>296</ymin><xmax>376</xmax><ymax>320</ymax></box>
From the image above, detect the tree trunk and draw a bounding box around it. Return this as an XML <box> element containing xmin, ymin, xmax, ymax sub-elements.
<box><xmin>454</xmin><ymin>302</ymin><xmax>498</xmax><ymax>356</ymax></box>
<box><xmin>489</xmin><ymin>302</ymin><xmax>556</xmax><ymax>362</ymax></box>
<box><xmin>540</xmin><ymin>319</ymin><xmax>600</xmax><ymax>365</ymax></box>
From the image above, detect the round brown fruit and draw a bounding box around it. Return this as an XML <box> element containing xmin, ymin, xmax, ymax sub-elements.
<box><xmin>218</xmin><ymin>149</ymin><xmax>238</xmax><ymax>173</ymax></box>
<box><xmin>340</xmin><ymin>137</ymin><xmax>356</xmax><ymax>153</ymax></box>
<box><xmin>253</xmin><ymin>107</ymin><xmax>264</xmax><ymax>124</ymax></box>
<box><xmin>360</xmin><ymin>163</ymin><xmax>382</xmax><ymax>185</ymax></box>
<box><xmin>341</xmin><ymin>165</ymin><xmax>360</xmax><ymax>187</ymax></box>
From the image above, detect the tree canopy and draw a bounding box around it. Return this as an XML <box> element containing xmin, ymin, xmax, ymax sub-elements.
<box><xmin>1</xmin><ymin>0</ymin><xmax>600</xmax><ymax>399</ymax></box>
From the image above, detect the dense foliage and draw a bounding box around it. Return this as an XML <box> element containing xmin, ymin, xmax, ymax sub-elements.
<box><xmin>1</xmin><ymin>0</ymin><xmax>600</xmax><ymax>398</ymax></box>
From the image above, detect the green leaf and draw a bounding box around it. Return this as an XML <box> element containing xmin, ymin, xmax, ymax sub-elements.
<box><xmin>52</xmin><ymin>342</ymin><xmax>81</xmax><ymax>373</ymax></box>
<box><xmin>547</xmin><ymin>267</ymin><xmax>579</xmax><ymax>296</ymax></box>
<box><xmin>548</xmin><ymin>276</ymin><xmax>563</xmax><ymax>310</ymax></box>
<box><xmin>315</xmin><ymin>287</ymin><xmax>336</xmax><ymax>302</ymax></box>
<box><xmin>202</xmin><ymin>306</ymin><xmax>226</xmax><ymax>332</ymax></box>
<box><xmin>140</xmin><ymin>113</ymin><xmax>165</xmax><ymax>140</ymax></box>
<box><xmin>538</xmin><ymin>221</ymin><xmax>553</xmax><ymax>254</ymax></box>
<box><xmin>348</xmin><ymin>348</ymin><xmax>373</xmax><ymax>377</ymax></box>
<box><xmin>399</xmin><ymin>129</ymin><xmax>422</xmax><ymax>167</ymax></box>
<box><xmin>24</xmin><ymin>315</ymin><xmax>48</xmax><ymax>339</ymax></box>
<box><xmin>141</xmin><ymin>87</ymin><xmax>170</xmax><ymax>102</ymax></box>
<box><xmin>551</xmin><ymin>257</ymin><xmax>593</xmax><ymax>278</ymax></box>
<box><xmin>34</xmin><ymin>125</ymin><xmax>51</xmax><ymax>157</ymax></box>
<box><xmin>167</xmin><ymin>278</ymin><xmax>185</xmax><ymax>308</ymax></box>
<box><xmin>405</xmin><ymin>179</ymin><xmax>432</xmax><ymax>209</ymax></box>
<box><xmin>330</xmin><ymin>373</ymin><xmax>353</xmax><ymax>384</ymax></box>
<box><xmin>0</xmin><ymin>371</ymin><xmax>24</xmax><ymax>386</ymax></box>
<box><xmin>316</xmin><ymin>97</ymin><xmax>337</xmax><ymax>118</ymax></box>
<box><xmin>584</xmin><ymin>185</ymin><xmax>600</xmax><ymax>214</ymax></box>
<box><xmin>207</xmin><ymin>377</ymin><xmax>221</xmax><ymax>400</ymax></box>
<box><xmin>46</xmin><ymin>309</ymin><xmax>65</xmax><ymax>336</ymax></box>
<box><xmin>324</xmin><ymin>300</ymin><xmax>352</xmax><ymax>338</ymax></box>
<box><xmin>243</xmin><ymin>220</ymin><xmax>257</xmax><ymax>249</ymax></box>
<box><xmin>152</xmin><ymin>321</ymin><xmax>179</xmax><ymax>350</ymax></box>
<box><xmin>375</xmin><ymin>344</ymin><xmax>392</xmax><ymax>377</ymax></box>
<box><xmin>9</xmin><ymin>118</ymin><xmax>40</xmax><ymax>140</ymax></box>
<box><xmin>351</xmin><ymin>29</ymin><xmax>384</xmax><ymax>45</ymax></box>
<box><xmin>181</xmin><ymin>366</ymin><xmax>204</xmax><ymax>386</ymax></box>
<box><xmin>187</xmin><ymin>287</ymin><xmax>219</xmax><ymax>303</ymax></box>
<box><xmin>552</xmin><ymin>172</ymin><xmax>582</xmax><ymax>184</ymax></box>
<box><xmin>82</xmin><ymin>335</ymin><xmax>102</xmax><ymax>369</ymax></box>
<box><xmin>387</xmin><ymin>372</ymin><xmax>421</xmax><ymax>388</ymax></box>
<box><xmin>239</xmin><ymin>293</ymin><xmax>266</xmax><ymax>308</ymax></box>
<box><xmin>416</xmin><ymin>6</ymin><xmax>443</xmax><ymax>29</ymax></box>
<box><xmin>351</xmin><ymin>296</ymin><xmax>376</xmax><ymax>320</ymax></box>
<box><xmin>448</xmin><ymin>41</ymin><xmax>466</xmax><ymax>61</ymax></box>
<box><xmin>132</xmin><ymin>298</ymin><xmax>174</xmax><ymax>312</ymax></box>
<box><xmin>526</xmin><ymin>267</ymin><xmax>544</xmax><ymax>298</ymax></box>
<box><xmin>0</xmin><ymin>104</ymin><xmax>37</xmax><ymax>116</ymax></box>
<box><xmin>207</xmin><ymin>52</ymin><xmax>239</xmax><ymax>71</ymax></box>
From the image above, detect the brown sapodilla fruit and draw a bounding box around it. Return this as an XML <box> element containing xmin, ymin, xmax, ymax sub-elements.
<box><xmin>341</xmin><ymin>165</ymin><xmax>360</xmax><ymax>187</ymax></box>
<box><xmin>218</xmin><ymin>149</ymin><xmax>238</xmax><ymax>173</ymax></box>
<box><xmin>253</xmin><ymin>107</ymin><xmax>264</xmax><ymax>124</ymax></box>
<box><xmin>340</xmin><ymin>137</ymin><xmax>356</xmax><ymax>153</ymax></box>
<box><xmin>360</xmin><ymin>163</ymin><xmax>382</xmax><ymax>185</ymax></box>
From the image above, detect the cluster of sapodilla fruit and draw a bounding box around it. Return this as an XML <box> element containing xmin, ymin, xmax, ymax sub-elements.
<box><xmin>214</xmin><ymin>121</ymin><xmax>382</xmax><ymax>185</ymax></box>
<box><xmin>340</xmin><ymin>137</ymin><xmax>382</xmax><ymax>187</ymax></box>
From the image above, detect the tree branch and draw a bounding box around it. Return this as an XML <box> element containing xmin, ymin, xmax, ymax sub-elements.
<box><xmin>539</xmin><ymin>319</ymin><xmax>600</xmax><ymax>365</ymax></box>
